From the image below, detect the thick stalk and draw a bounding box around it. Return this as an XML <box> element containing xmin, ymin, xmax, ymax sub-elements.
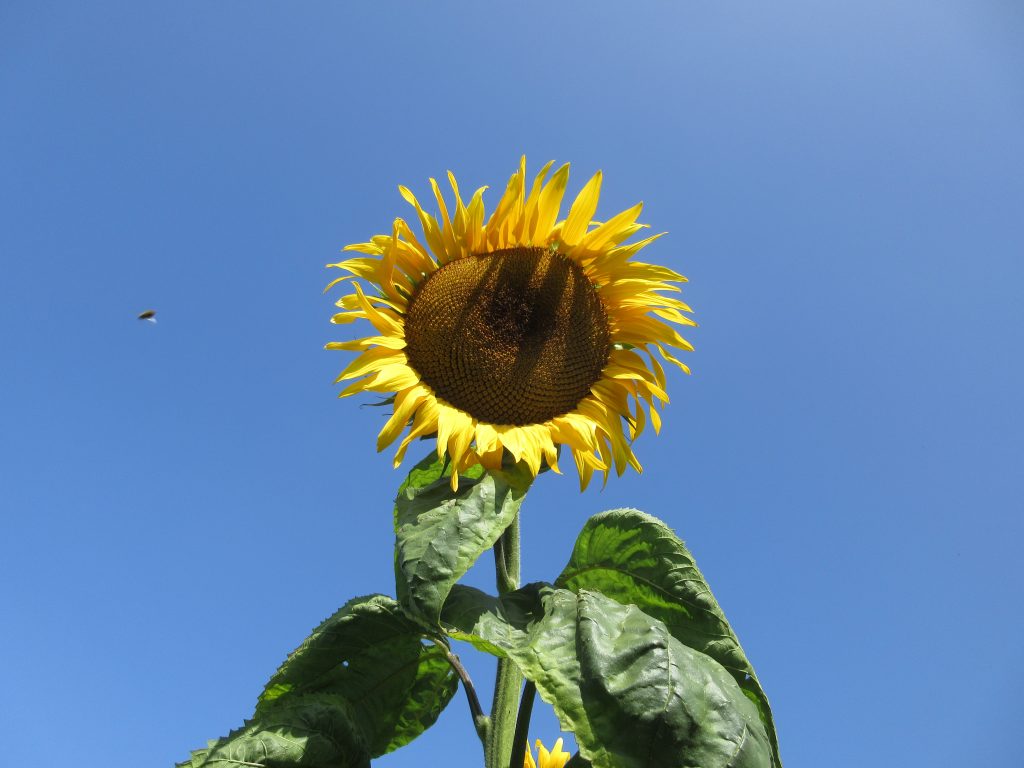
<box><xmin>485</xmin><ymin>513</ymin><xmax>522</xmax><ymax>768</ymax></box>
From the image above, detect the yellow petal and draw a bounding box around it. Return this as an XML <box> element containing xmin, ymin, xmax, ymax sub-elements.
<box><xmin>517</xmin><ymin>159</ymin><xmax>556</xmax><ymax>243</ymax></box>
<box><xmin>429</xmin><ymin>177</ymin><xmax>459</xmax><ymax>264</ymax></box>
<box><xmin>578</xmin><ymin>202</ymin><xmax>643</xmax><ymax>251</ymax></box>
<box><xmin>399</xmin><ymin>184</ymin><xmax>447</xmax><ymax>262</ymax></box>
<box><xmin>437</xmin><ymin>401</ymin><xmax>474</xmax><ymax>463</ymax></box>
<box><xmin>352</xmin><ymin>283</ymin><xmax>404</xmax><ymax>338</ymax></box>
<box><xmin>465</xmin><ymin>185</ymin><xmax>488</xmax><ymax>253</ymax></box>
<box><xmin>534</xmin><ymin>163</ymin><xmax>570</xmax><ymax>241</ymax></box>
<box><xmin>486</xmin><ymin>161</ymin><xmax>524</xmax><ymax>250</ymax></box>
<box><xmin>393</xmin><ymin>398</ymin><xmax>440</xmax><ymax>466</ymax></box>
<box><xmin>560</xmin><ymin>170</ymin><xmax>603</xmax><ymax>245</ymax></box>
<box><xmin>335</xmin><ymin>347</ymin><xmax>403</xmax><ymax>382</ymax></box>
<box><xmin>377</xmin><ymin>386</ymin><xmax>428</xmax><ymax>451</ymax></box>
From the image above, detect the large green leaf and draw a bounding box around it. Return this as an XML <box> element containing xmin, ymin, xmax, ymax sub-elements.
<box><xmin>394</xmin><ymin>453</ymin><xmax>531</xmax><ymax>625</ymax></box>
<box><xmin>180</xmin><ymin>595</ymin><xmax>457</xmax><ymax>766</ymax></box>
<box><xmin>555</xmin><ymin>509</ymin><xmax>780</xmax><ymax>766</ymax></box>
<box><xmin>177</xmin><ymin>696</ymin><xmax>370</xmax><ymax>768</ymax></box>
<box><xmin>257</xmin><ymin>594</ymin><xmax>457</xmax><ymax>756</ymax></box>
<box><xmin>393</xmin><ymin>451</ymin><xmax>471</xmax><ymax>511</ymax></box>
<box><xmin>443</xmin><ymin>584</ymin><xmax>773</xmax><ymax>768</ymax></box>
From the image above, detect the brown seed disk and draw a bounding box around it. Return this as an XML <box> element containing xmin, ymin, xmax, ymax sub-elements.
<box><xmin>404</xmin><ymin>247</ymin><xmax>611</xmax><ymax>425</ymax></box>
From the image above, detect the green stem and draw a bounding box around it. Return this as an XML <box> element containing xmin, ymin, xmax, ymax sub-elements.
<box><xmin>485</xmin><ymin>512</ymin><xmax>523</xmax><ymax>768</ymax></box>
<box><xmin>509</xmin><ymin>681</ymin><xmax>537</xmax><ymax>768</ymax></box>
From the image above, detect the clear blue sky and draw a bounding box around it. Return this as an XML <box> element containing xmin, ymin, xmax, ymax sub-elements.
<box><xmin>2</xmin><ymin>2</ymin><xmax>1022</xmax><ymax>766</ymax></box>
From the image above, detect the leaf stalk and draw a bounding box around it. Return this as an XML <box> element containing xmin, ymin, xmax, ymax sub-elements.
<box><xmin>442</xmin><ymin>644</ymin><xmax>489</xmax><ymax>744</ymax></box>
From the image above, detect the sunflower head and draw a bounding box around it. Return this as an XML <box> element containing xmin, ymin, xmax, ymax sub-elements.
<box><xmin>326</xmin><ymin>158</ymin><xmax>694</xmax><ymax>490</ymax></box>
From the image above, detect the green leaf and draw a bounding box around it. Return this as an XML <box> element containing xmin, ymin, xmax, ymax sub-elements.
<box><xmin>180</xmin><ymin>595</ymin><xmax>458</xmax><ymax>766</ymax></box>
<box><xmin>393</xmin><ymin>451</ymin><xmax>470</xmax><ymax>506</ymax></box>
<box><xmin>394</xmin><ymin>452</ymin><xmax>531</xmax><ymax>626</ymax></box>
<box><xmin>555</xmin><ymin>509</ymin><xmax>781</xmax><ymax>766</ymax></box>
<box><xmin>177</xmin><ymin>696</ymin><xmax>370</xmax><ymax>768</ymax></box>
<box><xmin>443</xmin><ymin>584</ymin><xmax>773</xmax><ymax>768</ymax></box>
<box><xmin>257</xmin><ymin>594</ymin><xmax>458</xmax><ymax>756</ymax></box>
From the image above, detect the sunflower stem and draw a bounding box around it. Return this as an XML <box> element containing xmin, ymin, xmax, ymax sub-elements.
<box><xmin>509</xmin><ymin>681</ymin><xmax>536</xmax><ymax>768</ymax></box>
<box><xmin>486</xmin><ymin>512</ymin><xmax>523</xmax><ymax>768</ymax></box>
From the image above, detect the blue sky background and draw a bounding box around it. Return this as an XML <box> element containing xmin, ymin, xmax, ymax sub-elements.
<box><xmin>2</xmin><ymin>1</ymin><xmax>1022</xmax><ymax>766</ymax></box>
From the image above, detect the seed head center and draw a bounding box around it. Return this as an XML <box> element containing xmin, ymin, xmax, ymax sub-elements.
<box><xmin>403</xmin><ymin>247</ymin><xmax>611</xmax><ymax>425</ymax></box>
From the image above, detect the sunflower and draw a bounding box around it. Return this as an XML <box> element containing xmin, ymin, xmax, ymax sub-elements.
<box><xmin>326</xmin><ymin>158</ymin><xmax>694</xmax><ymax>490</ymax></box>
<box><xmin>523</xmin><ymin>738</ymin><xmax>571</xmax><ymax>768</ymax></box>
